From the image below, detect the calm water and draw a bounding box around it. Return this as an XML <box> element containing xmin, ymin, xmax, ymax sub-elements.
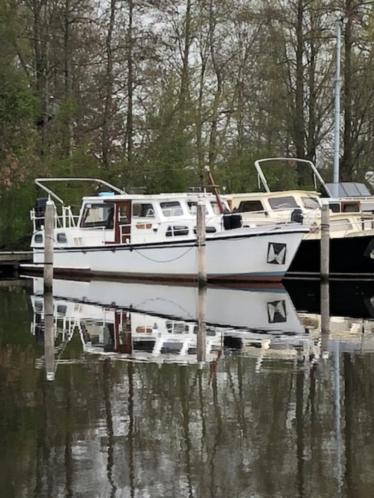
<box><xmin>1</xmin><ymin>278</ymin><xmax>374</xmax><ymax>498</ymax></box>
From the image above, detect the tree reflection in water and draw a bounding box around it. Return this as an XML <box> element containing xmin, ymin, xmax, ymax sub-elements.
<box><xmin>1</xmin><ymin>285</ymin><xmax>374</xmax><ymax>497</ymax></box>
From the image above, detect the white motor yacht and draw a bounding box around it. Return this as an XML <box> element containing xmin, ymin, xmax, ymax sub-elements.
<box><xmin>23</xmin><ymin>178</ymin><xmax>308</xmax><ymax>283</ymax></box>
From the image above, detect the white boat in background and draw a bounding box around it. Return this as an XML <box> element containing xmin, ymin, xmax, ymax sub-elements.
<box><xmin>23</xmin><ymin>178</ymin><xmax>308</xmax><ymax>283</ymax></box>
<box><xmin>227</xmin><ymin>158</ymin><xmax>374</xmax><ymax>276</ymax></box>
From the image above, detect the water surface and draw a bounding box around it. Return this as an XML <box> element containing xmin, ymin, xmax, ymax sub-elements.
<box><xmin>1</xmin><ymin>280</ymin><xmax>374</xmax><ymax>498</ymax></box>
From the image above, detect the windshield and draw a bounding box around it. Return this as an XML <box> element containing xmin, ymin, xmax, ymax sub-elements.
<box><xmin>302</xmin><ymin>196</ymin><xmax>320</xmax><ymax>209</ymax></box>
<box><xmin>268</xmin><ymin>196</ymin><xmax>299</xmax><ymax>210</ymax></box>
<box><xmin>133</xmin><ymin>203</ymin><xmax>155</xmax><ymax>218</ymax></box>
<box><xmin>80</xmin><ymin>203</ymin><xmax>114</xmax><ymax>228</ymax></box>
<box><xmin>160</xmin><ymin>201</ymin><xmax>184</xmax><ymax>217</ymax></box>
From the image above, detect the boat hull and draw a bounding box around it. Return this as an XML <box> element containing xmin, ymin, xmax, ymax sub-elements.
<box><xmin>29</xmin><ymin>229</ymin><xmax>305</xmax><ymax>283</ymax></box>
<box><xmin>287</xmin><ymin>234</ymin><xmax>374</xmax><ymax>277</ymax></box>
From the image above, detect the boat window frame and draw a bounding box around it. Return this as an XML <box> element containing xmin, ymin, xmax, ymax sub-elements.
<box><xmin>268</xmin><ymin>196</ymin><xmax>299</xmax><ymax>210</ymax></box>
<box><xmin>132</xmin><ymin>202</ymin><xmax>156</xmax><ymax>219</ymax></box>
<box><xmin>80</xmin><ymin>202</ymin><xmax>115</xmax><ymax>229</ymax></box>
<box><xmin>237</xmin><ymin>199</ymin><xmax>265</xmax><ymax>213</ymax></box>
<box><xmin>160</xmin><ymin>201</ymin><xmax>184</xmax><ymax>217</ymax></box>
<box><xmin>301</xmin><ymin>196</ymin><xmax>320</xmax><ymax>210</ymax></box>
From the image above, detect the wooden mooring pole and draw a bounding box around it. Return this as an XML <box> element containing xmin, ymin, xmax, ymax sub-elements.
<box><xmin>196</xmin><ymin>200</ymin><xmax>207</xmax><ymax>288</ymax></box>
<box><xmin>320</xmin><ymin>204</ymin><xmax>330</xmax><ymax>280</ymax></box>
<box><xmin>44</xmin><ymin>199</ymin><xmax>55</xmax><ymax>293</ymax></box>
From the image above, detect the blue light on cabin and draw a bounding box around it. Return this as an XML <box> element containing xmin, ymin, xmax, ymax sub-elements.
<box><xmin>98</xmin><ymin>192</ymin><xmax>114</xmax><ymax>197</ymax></box>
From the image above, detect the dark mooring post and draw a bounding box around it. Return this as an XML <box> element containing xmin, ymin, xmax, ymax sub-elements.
<box><xmin>44</xmin><ymin>199</ymin><xmax>55</xmax><ymax>293</ymax></box>
<box><xmin>196</xmin><ymin>200</ymin><xmax>207</xmax><ymax>287</ymax></box>
<box><xmin>320</xmin><ymin>204</ymin><xmax>330</xmax><ymax>280</ymax></box>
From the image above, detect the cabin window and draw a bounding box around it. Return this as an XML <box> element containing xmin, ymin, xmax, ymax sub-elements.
<box><xmin>133</xmin><ymin>203</ymin><xmax>155</xmax><ymax>218</ymax></box>
<box><xmin>81</xmin><ymin>203</ymin><xmax>114</xmax><ymax>228</ymax></box>
<box><xmin>211</xmin><ymin>201</ymin><xmax>221</xmax><ymax>214</ymax></box>
<box><xmin>118</xmin><ymin>205</ymin><xmax>130</xmax><ymax>223</ymax></box>
<box><xmin>34</xmin><ymin>233</ymin><xmax>43</xmax><ymax>243</ymax></box>
<box><xmin>187</xmin><ymin>201</ymin><xmax>209</xmax><ymax>215</ymax></box>
<box><xmin>57</xmin><ymin>233</ymin><xmax>67</xmax><ymax>243</ymax></box>
<box><xmin>330</xmin><ymin>219</ymin><xmax>353</xmax><ymax>231</ymax></box>
<box><xmin>161</xmin><ymin>342</ymin><xmax>183</xmax><ymax>353</ymax></box>
<box><xmin>166</xmin><ymin>321</ymin><xmax>189</xmax><ymax>333</ymax></box>
<box><xmin>268</xmin><ymin>196</ymin><xmax>298</xmax><ymax>210</ymax></box>
<box><xmin>237</xmin><ymin>200</ymin><xmax>264</xmax><ymax>213</ymax></box>
<box><xmin>329</xmin><ymin>203</ymin><xmax>341</xmax><ymax>213</ymax></box>
<box><xmin>160</xmin><ymin>201</ymin><xmax>183</xmax><ymax>217</ymax></box>
<box><xmin>166</xmin><ymin>225</ymin><xmax>189</xmax><ymax>237</ymax></box>
<box><xmin>133</xmin><ymin>340</ymin><xmax>156</xmax><ymax>353</ymax></box>
<box><xmin>302</xmin><ymin>196</ymin><xmax>320</xmax><ymax>210</ymax></box>
<box><xmin>342</xmin><ymin>202</ymin><xmax>360</xmax><ymax>213</ymax></box>
<box><xmin>193</xmin><ymin>226</ymin><xmax>216</xmax><ymax>234</ymax></box>
<box><xmin>211</xmin><ymin>200</ymin><xmax>229</xmax><ymax>213</ymax></box>
<box><xmin>56</xmin><ymin>304</ymin><xmax>67</xmax><ymax>315</ymax></box>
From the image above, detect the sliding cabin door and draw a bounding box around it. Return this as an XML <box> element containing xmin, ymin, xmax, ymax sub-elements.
<box><xmin>114</xmin><ymin>201</ymin><xmax>132</xmax><ymax>243</ymax></box>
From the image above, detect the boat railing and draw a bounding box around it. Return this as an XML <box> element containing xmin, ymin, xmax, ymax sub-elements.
<box><xmin>31</xmin><ymin>205</ymin><xmax>79</xmax><ymax>232</ymax></box>
<box><xmin>35</xmin><ymin>177</ymin><xmax>125</xmax><ymax>205</ymax></box>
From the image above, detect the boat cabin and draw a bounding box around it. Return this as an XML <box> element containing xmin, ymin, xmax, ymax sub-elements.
<box><xmin>31</xmin><ymin>191</ymin><xmax>230</xmax><ymax>249</ymax></box>
<box><xmin>226</xmin><ymin>190</ymin><xmax>374</xmax><ymax>238</ymax></box>
<box><xmin>226</xmin><ymin>190</ymin><xmax>322</xmax><ymax>224</ymax></box>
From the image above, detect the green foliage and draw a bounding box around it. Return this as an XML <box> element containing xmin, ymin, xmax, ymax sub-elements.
<box><xmin>133</xmin><ymin>76</ymin><xmax>197</xmax><ymax>193</ymax></box>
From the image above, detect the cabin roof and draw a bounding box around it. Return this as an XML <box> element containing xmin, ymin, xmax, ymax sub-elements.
<box><xmin>81</xmin><ymin>192</ymin><xmax>219</xmax><ymax>203</ymax></box>
<box><xmin>226</xmin><ymin>190</ymin><xmax>321</xmax><ymax>200</ymax></box>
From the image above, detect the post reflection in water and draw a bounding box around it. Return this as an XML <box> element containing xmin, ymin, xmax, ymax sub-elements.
<box><xmin>43</xmin><ymin>291</ymin><xmax>55</xmax><ymax>381</ymax></box>
<box><xmin>197</xmin><ymin>285</ymin><xmax>207</xmax><ymax>365</ymax></box>
<box><xmin>320</xmin><ymin>281</ymin><xmax>330</xmax><ymax>344</ymax></box>
<box><xmin>2</xmin><ymin>277</ymin><xmax>374</xmax><ymax>496</ymax></box>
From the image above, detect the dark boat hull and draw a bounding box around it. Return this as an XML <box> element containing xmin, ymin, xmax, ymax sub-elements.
<box><xmin>287</xmin><ymin>234</ymin><xmax>374</xmax><ymax>277</ymax></box>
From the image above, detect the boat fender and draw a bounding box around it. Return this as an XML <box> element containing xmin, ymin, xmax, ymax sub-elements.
<box><xmin>290</xmin><ymin>208</ymin><xmax>304</xmax><ymax>224</ymax></box>
<box><xmin>223</xmin><ymin>213</ymin><xmax>242</xmax><ymax>230</ymax></box>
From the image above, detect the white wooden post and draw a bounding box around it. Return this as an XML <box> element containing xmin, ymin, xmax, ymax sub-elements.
<box><xmin>44</xmin><ymin>199</ymin><xmax>55</xmax><ymax>293</ymax></box>
<box><xmin>320</xmin><ymin>204</ymin><xmax>330</xmax><ymax>280</ymax></box>
<box><xmin>196</xmin><ymin>200</ymin><xmax>207</xmax><ymax>287</ymax></box>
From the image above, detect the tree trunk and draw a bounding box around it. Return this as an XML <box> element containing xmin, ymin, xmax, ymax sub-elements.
<box><xmin>102</xmin><ymin>0</ymin><xmax>116</xmax><ymax>169</ymax></box>
<box><xmin>125</xmin><ymin>0</ymin><xmax>134</xmax><ymax>171</ymax></box>
<box><xmin>63</xmin><ymin>0</ymin><xmax>73</xmax><ymax>163</ymax></box>
<box><xmin>179</xmin><ymin>0</ymin><xmax>192</xmax><ymax>127</ymax></box>
<box><xmin>306</xmin><ymin>9</ymin><xmax>317</xmax><ymax>163</ymax></box>
<box><xmin>32</xmin><ymin>0</ymin><xmax>49</xmax><ymax>159</ymax></box>
<box><xmin>208</xmin><ymin>0</ymin><xmax>223</xmax><ymax>169</ymax></box>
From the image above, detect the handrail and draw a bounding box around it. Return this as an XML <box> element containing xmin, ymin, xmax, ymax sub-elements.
<box><xmin>35</xmin><ymin>177</ymin><xmax>126</xmax><ymax>205</ymax></box>
<box><xmin>254</xmin><ymin>157</ymin><xmax>333</xmax><ymax>197</ymax></box>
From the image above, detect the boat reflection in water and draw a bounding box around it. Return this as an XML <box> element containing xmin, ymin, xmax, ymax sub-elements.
<box><xmin>286</xmin><ymin>279</ymin><xmax>374</xmax><ymax>354</ymax></box>
<box><xmin>30</xmin><ymin>277</ymin><xmax>309</xmax><ymax>372</ymax></box>
<box><xmin>30</xmin><ymin>277</ymin><xmax>374</xmax><ymax>378</ymax></box>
